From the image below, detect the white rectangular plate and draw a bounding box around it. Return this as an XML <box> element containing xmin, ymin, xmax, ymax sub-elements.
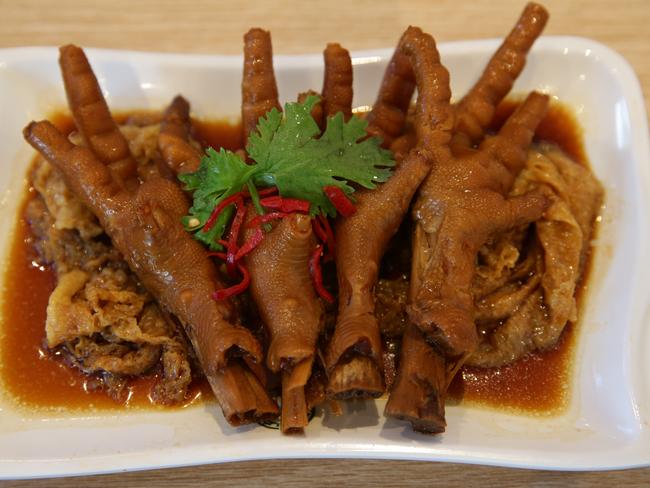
<box><xmin>0</xmin><ymin>36</ymin><xmax>649</xmax><ymax>478</ymax></box>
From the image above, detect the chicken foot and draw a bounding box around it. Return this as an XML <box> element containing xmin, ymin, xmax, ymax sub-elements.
<box><xmin>325</xmin><ymin>26</ymin><xmax>450</xmax><ymax>399</ymax></box>
<box><xmin>385</xmin><ymin>27</ymin><xmax>549</xmax><ymax>433</ymax></box>
<box><xmin>244</xmin><ymin>214</ymin><xmax>324</xmax><ymax>433</ymax></box>
<box><xmin>25</xmin><ymin>46</ymin><xmax>279</xmax><ymax>425</ymax></box>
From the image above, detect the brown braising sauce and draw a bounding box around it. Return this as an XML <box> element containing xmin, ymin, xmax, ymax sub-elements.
<box><xmin>1</xmin><ymin>100</ymin><xmax>594</xmax><ymax>415</ymax></box>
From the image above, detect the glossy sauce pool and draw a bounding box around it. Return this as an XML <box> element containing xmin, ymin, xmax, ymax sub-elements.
<box><xmin>0</xmin><ymin>101</ymin><xmax>594</xmax><ymax>415</ymax></box>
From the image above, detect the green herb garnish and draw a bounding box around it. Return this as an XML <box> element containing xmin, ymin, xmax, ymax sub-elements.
<box><xmin>180</xmin><ymin>95</ymin><xmax>394</xmax><ymax>250</ymax></box>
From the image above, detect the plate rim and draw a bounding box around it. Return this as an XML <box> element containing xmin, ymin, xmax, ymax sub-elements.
<box><xmin>0</xmin><ymin>35</ymin><xmax>649</xmax><ymax>478</ymax></box>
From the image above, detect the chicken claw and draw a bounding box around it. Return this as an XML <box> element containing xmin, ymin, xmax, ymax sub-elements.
<box><xmin>365</xmin><ymin>31</ymin><xmax>416</xmax><ymax>148</ymax></box>
<box><xmin>242</xmin><ymin>28</ymin><xmax>281</xmax><ymax>145</ymax></box>
<box><xmin>385</xmin><ymin>27</ymin><xmax>549</xmax><ymax>433</ymax></box>
<box><xmin>453</xmin><ymin>2</ymin><xmax>549</xmax><ymax>147</ymax></box>
<box><xmin>158</xmin><ymin>95</ymin><xmax>202</xmax><ymax>176</ymax></box>
<box><xmin>324</xmin><ymin>28</ymin><xmax>434</xmax><ymax>400</ymax></box>
<box><xmin>322</xmin><ymin>43</ymin><xmax>353</xmax><ymax>120</ymax></box>
<box><xmin>25</xmin><ymin>120</ymin><xmax>280</xmax><ymax>425</ymax></box>
<box><xmin>59</xmin><ymin>45</ymin><xmax>138</xmax><ymax>187</ymax></box>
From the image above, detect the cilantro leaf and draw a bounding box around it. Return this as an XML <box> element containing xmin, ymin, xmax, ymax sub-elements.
<box><xmin>179</xmin><ymin>147</ymin><xmax>252</xmax><ymax>250</ymax></box>
<box><xmin>181</xmin><ymin>95</ymin><xmax>395</xmax><ymax>246</ymax></box>
<box><xmin>248</xmin><ymin>95</ymin><xmax>394</xmax><ymax>216</ymax></box>
<box><xmin>247</xmin><ymin>97</ymin><xmax>322</xmax><ymax>168</ymax></box>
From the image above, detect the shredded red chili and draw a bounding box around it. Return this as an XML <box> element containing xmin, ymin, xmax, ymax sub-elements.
<box><xmin>209</xmin><ymin>252</ymin><xmax>252</xmax><ymax>301</ymax></box>
<box><xmin>206</xmin><ymin>186</ymin><xmax>340</xmax><ymax>303</ymax></box>
<box><xmin>242</xmin><ymin>186</ymin><xmax>278</xmax><ymax>198</ymax></box>
<box><xmin>235</xmin><ymin>226</ymin><xmax>265</xmax><ymax>261</ymax></box>
<box><xmin>312</xmin><ymin>214</ymin><xmax>336</xmax><ymax>264</ymax></box>
<box><xmin>311</xmin><ymin>217</ymin><xmax>328</xmax><ymax>243</ymax></box>
<box><xmin>248</xmin><ymin>211</ymin><xmax>289</xmax><ymax>228</ymax></box>
<box><xmin>323</xmin><ymin>185</ymin><xmax>356</xmax><ymax>217</ymax></box>
<box><xmin>309</xmin><ymin>244</ymin><xmax>334</xmax><ymax>303</ymax></box>
<box><xmin>203</xmin><ymin>192</ymin><xmax>243</xmax><ymax>233</ymax></box>
<box><xmin>225</xmin><ymin>196</ymin><xmax>246</xmax><ymax>276</ymax></box>
<box><xmin>260</xmin><ymin>195</ymin><xmax>310</xmax><ymax>214</ymax></box>
<box><xmin>318</xmin><ymin>214</ymin><xmax>336</xmax><ymax>259</ymax></box>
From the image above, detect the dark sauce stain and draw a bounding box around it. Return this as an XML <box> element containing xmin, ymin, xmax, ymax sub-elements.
<box><xmin>192</xmin><ymin>118</ymin><xmax>244</xmax><ymax>153</ymax></box>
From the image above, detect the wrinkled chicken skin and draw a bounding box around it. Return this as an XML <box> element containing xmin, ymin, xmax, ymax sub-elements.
<box><xmin>25</xmin><ymin>46</ymin><xmax>279</xmax><ymax>425</ymax></box>
<box><xmin>384</xmin><ymin>27</ymin><xmax>549</xmax><ymax>433</ymax></box>
<box><xmin>158</xmin><ymin>95</ymin><xmax>202</xmax><ymax>175</ymax></box>
<box><xmin>325</xmin><ymin>26</ymin><xmax>444</xmax><ymax>399</ymax></box>
<box><xmin>246</xmin><ymin>215</ymin><xmax>321</xmax><ymax>373</ymax></box>
<box><xmin>295</xmin><ymin>43</ymin><xmax>352</xmax><ymax>130</ymax></box>
<box><xmin>409</xmin><ymin>92</ymin><xmax>550</xmax><ymax>357</ymax></box>
<box><xmin>242</xmin><ymin>28</ymin><xmax>281</xmax><ymax>145</ymax></box>
<box><xmin>322</xmin><ymin>43</ymin><xmax>353</xmax><ymax>120</ymax></box>
<box><xmin>362</xmin><ymin>2</ymin><xmax>547</xmax><ymax>157</ymax></box>
<box><xmin>453</xmin><ymin>2</ymin><xmax>549</xmax><ymax>148</ymax></box>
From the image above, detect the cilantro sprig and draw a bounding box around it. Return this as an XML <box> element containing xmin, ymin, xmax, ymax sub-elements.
<box><xmin>180</xmin><ymin>95</ymin><xmax>395</xmax><ymax>250</ymax></box>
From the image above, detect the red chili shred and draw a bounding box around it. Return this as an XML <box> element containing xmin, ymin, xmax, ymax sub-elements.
<box><xmin>203</xmin><ymin>192</ymin><xmax>242</xmax><ymax>233</ymax></box>
<box><xmin>209</xmin><ymin>252</ymin><xmax>251</xmax><ymax>301</ymax></box>
<box><xmin>318</xmin><ymin>214</ymin><xmax>336</xmax><ymax>258</ymax></box>
<box><xmin>235</xmin><ymin>226</ymin><xmax>265</xmax><ymax>261</ymax></box>
<box><xmin>205</xmin><ymin>186</ymin><xmax>338</xmax><ymax>303</ymax></box>
<box><xmin>248</xmin><ymin>211</ymin><xmax>289</xmax><ymax>228</ymax></box>
<box><xmin>311</xmin><ymin>217</ymin><xmax>328</xmax><ymax>243</ymax></box>
<box><xmin>225</xmin><ymin>196</ymin><xmax>246</xmax><ymax>277</ymax></box>
<box><xmin>309</xmin><ymin>244</ymin><xmax>335</xmax><ymax>303</ymax></box>
<box><xmin>243</xmin><ymin>186</ymin><xmax>278</xmax><ymax>198</ymax></box>
<box><xmin>260</xmin><ymin>195</ymin><xmax>310</xmax><ymax>213</ymax></box>
<box><xmin>323</xmin><ymin>185</ymin><xmax>356</xmax><ymax>217</ymax></box>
